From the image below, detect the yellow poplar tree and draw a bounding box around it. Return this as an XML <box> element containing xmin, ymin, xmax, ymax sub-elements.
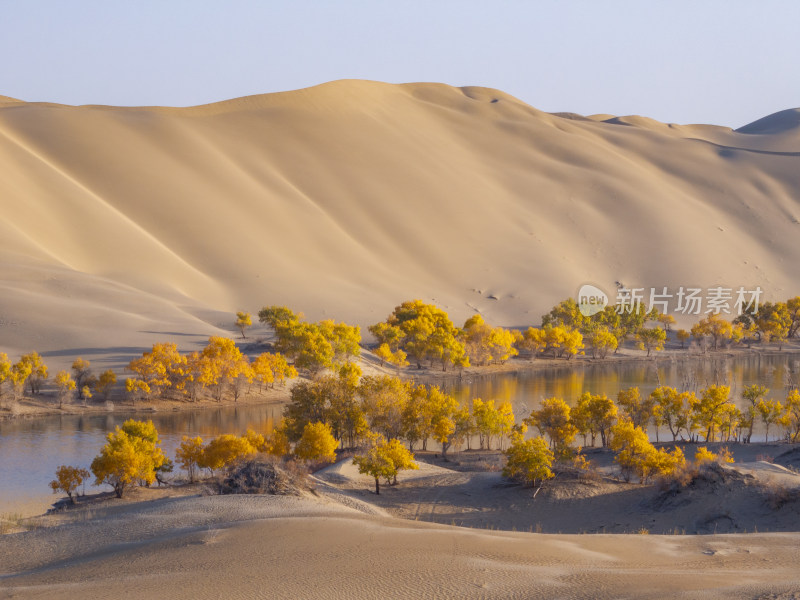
<box><xmin>20</xmin><ymin>352</ymin><xmax>48</xmax><ymax>395</ymax></box>
<box><xmin>54</xmin><ymin>370</ymin><xmax>76</xmax><ymax>408</ymax></box>
<box><xmin>0</xmin><ymin>353</ymin><xmax>10</xmax><ymax>398</ymax></box>
<box><xmin>95</xmin><ymin>369</ymin><xmax>117</xmax><ymax>401</ymax></box>
<box><xmin>50</xmin><ymin>465</ymin><xmax>91</xmax><ymax>504</ymax></box>
<box><xmin>91</xmin><ymin>421</ymin><xmax>166</xmax><ymax>497</ymax></box>
<box><xmin>128</xmin><ymin>342</ymin><xmax>186</xmax><ymax>400</ymax></box>
<box><xmin>199</xmin><ymin>434</ymin><xmax>256</xmax><ymax>474</ymax></box>
<box><xmin>294</xmin><ymin>422</ymin><xmax>338</xmax><ymax>463</ymax></box>
<box><xmin>502</xmin><ymin>435</ymin><xmax>555</xmax><ymax>491</ymax></box>
<box><xmin>235</xmin><ymin>311</ymin><xmax>252</xmax><ymax>339</ymax></box>
<box><xmin>524</xmin><ymin>397</ymin><xmax>578</xmax><ymax>456</ymax></box>
<box><xmin>175</xmin><ymin>435</ymin><xmax>204</xmax><ymax>482</ymax></box>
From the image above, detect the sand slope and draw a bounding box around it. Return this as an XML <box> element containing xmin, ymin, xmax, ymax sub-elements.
<box><xmin>1</xmin><ymin>80</ymin><xmax>799</xmax><ymax>368</ymax></box>
<box><xmin>2</xmin><ymin>493</ymin><xmax>800</xmax><ymax>599</ymax></box>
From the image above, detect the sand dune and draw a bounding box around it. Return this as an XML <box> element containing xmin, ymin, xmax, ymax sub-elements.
<box><xmin>1</xmin><ymin>80</ymin><xmax>799</xmax><ymax>370</ymax></box>
<box><xmin>2</xmin><ymin>492</ymin><xmax>800</xmax><ymax>599</ymax></box>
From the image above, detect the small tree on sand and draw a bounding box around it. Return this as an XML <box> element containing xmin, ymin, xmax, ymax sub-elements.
<box><xmin>235</xmin><ymin>311</ymin><xmax>252</xmax><ymax>339</ymax></box>
<box><xmin>502</xmin><ymin>435</ymin><xmax>554</xmax><ymax>494</ymax></box>
<box><xmin>50</xmin><ymin>465</ymin><xmax>90</xmax><ymax>504</ymax></box>
<box><xmin>353</xmin><ymin>436</ymin><xmax>418</xmax><ymax>494</ymax></box>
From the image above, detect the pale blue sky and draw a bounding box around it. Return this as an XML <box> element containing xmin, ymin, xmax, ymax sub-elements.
<box><xmin>2</xmin><ymin>1</ymin><xmax>797</xmax><ymax>128</ymax></box>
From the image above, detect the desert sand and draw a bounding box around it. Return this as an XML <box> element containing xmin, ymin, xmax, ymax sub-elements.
<box><xmin>1</xmin><ymin>80</ymin><xmax>799</xmax><ymax>377</ymax></box>
<box><xmin>4</xmin><ymin>444</ymin><xmax>800</xmax><ymax>599</ymax></box>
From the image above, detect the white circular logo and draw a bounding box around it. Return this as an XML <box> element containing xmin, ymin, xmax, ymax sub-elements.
<box><xmin>578</xmin><ymin>284</ymin><xmax>609</xmax><ymax>317</ymax></box>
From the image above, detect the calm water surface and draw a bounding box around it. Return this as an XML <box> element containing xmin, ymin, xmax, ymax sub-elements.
<box><xmin>2</xmin><ymin>353</ymin><xmax>798</xmax><ymax>511</ymax></box>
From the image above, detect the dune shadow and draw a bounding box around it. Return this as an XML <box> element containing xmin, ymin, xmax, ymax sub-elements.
<box><xmin>688</xmin><ymin>137</ymin><xmax>800</xmax><ymax>157</ymax></box>
<box><xmin>40</xmin><ymin>346</ymin><xmax>150</xmax><ymax>359</ymax></box>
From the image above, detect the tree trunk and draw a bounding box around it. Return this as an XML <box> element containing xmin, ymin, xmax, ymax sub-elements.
<box><xmin>374</xmin><ymin>477</ymin><xmax>380</xmax><ymax>495</ymax></box>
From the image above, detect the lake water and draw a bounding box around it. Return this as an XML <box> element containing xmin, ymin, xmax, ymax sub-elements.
<box><xmin>2</xmin><ymin>353</ymin><xmax>798</xmax><ymax>512</ymax></box>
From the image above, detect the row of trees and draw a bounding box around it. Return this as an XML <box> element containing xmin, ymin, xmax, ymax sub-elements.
<box><xmin>282</xmin><ymin>366</ymin><xmax>518</xmax><ymax>457</ymax></box>
<box><xmin>54</xmin><ymin>379</ymin><xmax>800</xmax><ymax>501</ymax></box>
<box><xmin>51</xmin><ymin>417</ymin><xmax>419</xmax><ymax>500</ymax></box>
<box><xmin>125</xmin><ymin>338</ymin><xmax>296</xmax><ymax>403</ymax></box>
<box><xmin>525</xmin><ymin>384</ymin><xmax>800</xmax><ymax>453</ymax></box>
<box><xmin>258</xmin><ymin>307</ymin><xmax>361</xmax><ymax>375</ymax></box>
<box><xmin>368</xmin><ymin>301</ymin><xmax>521</xmax><ymax>371</ymax></box>
<box><xmin>0</xmin><ymin>352</ymin><xmax>116</xmax><ymax>406</ymax></box>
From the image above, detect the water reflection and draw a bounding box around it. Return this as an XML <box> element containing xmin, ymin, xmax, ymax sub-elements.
<box><xmin>1</xmin><ymin>353</ymin><xmax>798</xmax><ymax>509</ymax></box>
<box><xmin>0</xmin><ymin>404</ymin><xmax>281</xmax><ymax>509</ymax></box>
<box><xmin>443</xmin><ymin>354</ymin><xmax>800</xmax><ymax>422</ymax></box>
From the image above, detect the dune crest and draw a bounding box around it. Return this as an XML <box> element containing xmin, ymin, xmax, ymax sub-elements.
<box><xmin>1</xmin><ymin>80</ymin><xmax>798</xmax><ymax>365</ymax></box>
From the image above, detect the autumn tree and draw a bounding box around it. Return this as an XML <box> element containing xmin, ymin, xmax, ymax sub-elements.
<box><xmin>754</xmin><ymin>302</ymin><xmax>791</xmax><ymax>348</ymax></box>
<box><xmin>50</xmin><ymin>465</ymin><xmax>90</xmax><ymax>504</ymax></box>
<box><xmin>787</xmin><ymin>297</ymin><xmax>800</xmax><ymax>339</ymax></box>
<box><xmin>264</xmin><ymin>420</ymin><xmax>292</xmax><ymax>456</ymax></box>
<box><xmin>541</xmin><ymin>298</ymin><xmax>586</xmax><ymax>330</ymax></box>
<box><xmin>524</xmin><ymin>397</ymin><xmax>578</xmax><ymax>457</ymax></box>
<box><xmin>91</xmin><ymin>420</ymin><xmax>167</xmax><ymax>497</ymax></box>
<box><xmin>259</xmin><ymin>305</ymin><xmax>361</xmax><ymax>374</ymax></box>
<box><xmin>358</xmin><ymin>375</ymin><xmax>410</xmax><ymax>441</ymax></box>
<box><xmin>381</xmin><ymin>437</ymin><xmax>419</xmax><ymax>484</ymax></box>
<box><xmin>495</xmin><ymin>400</ymin><xmax>516</xmax><ymax>450</ymax></box>
<box><xmin>371</xmin><ymin>300</ymin><xmax>468</xmax><ymax>371</ymax></box>
<box><xmin>617</xmin><ymin>387</ymin><xmax>656</xmax><ymax>431</ymax></box>
<box><xmin>460</xmin><ymin>315</ymin><xmax>518</xmax><ymax>365</ymax></box>
<box><xmin>0</xmin><ymin>353</ymin><xmax>10</xmax><ymax>400</ymax></box>
<box><xmin>782</xmin><ymin>390</ymin><xmax>800</xmax><ymax>442</ymax></box>
<box><xmin>676</xmin><ymin>329</ymin><xmax>691</xmax><ymax>349</ymax></box>
<box><xmin>540</xmin><ymin>325</ymin><xmax>584</xmax><ymax>360</ymax></box>
<box><xmin>691</xmin><ymin>385</ymin><xmax>734</xmax><ymax>442</ymax></box>
<box><xmin>586</xmin><ymin>326</ymin><xmax>618</xmax><ymax>359</ymax></box>
<box><xmin>756</xmin><ymin>398</ymin><xmax>783</xmax><ymax>442</ymax></box>
<box><xmin>573</xmin><ymin>392</ymin><xmax>618</xmax><ymax>447</ymax></box>
<box><xmin>175</xmin><ymin>436</ymin><xmax>204</xmax><ymax>483</ymax></box>
<box><xmin>636</xmin><ymin>327</ymin><xmax>666</xmax><ymax>356</ymax></box>
<box><xmin>8</xmin><ymin>359</ymin><xmax>32</xmax><ymax>402</ymax></box>
<box><xmin>235</xmin><ymin>311</ymin><xmax>252</xmax><ymax>339</ymax></box>
<box><xmin>427</xmin><ymin>386</ymin><xmax>465</xmax><ymax>460</ymax></box>
<box><xmin>199</xmin><ymin>337</ymin><xmax>251</xmax><ymax>401</ymax></box>
<box><xmin>19</xmin><ymin>352</ymin><xmax>48</xmax><ymax>395</ymax></box>
<box><xmin>375</xmin><ymin>343</ymin><xmax>409</xmax><ymax>369</ymax></box>
<box><xmin>128</xmin><ymin>342</ymin><xmax>186</xmax><ymax>400</ymax></box>
<box><xmin>352</xmin><ymin>435</ymin><xmax>418</xmax><ymax>494</ymax></box>
<box><xmin>657</xmin><ymin>313</ymin><xmax>676</xmax><ymax>332</ymax></box>
<box><xmin>517</xmin><ymin>327</ymin><xmax>546</xmax><ymax>358</ymax></box>
<box><xmin>198</xmin><ymin>434</ymin><xmax>256</xmax><ymax>475</ymax></box>
<box><xmin>70</xmin><ymin>358</ymin><xmax>92</xmax><ymax>399</ymax></box>
<box><xmin>502</xmin><ymin>435</ymin><xmax>555</xmax><ymax>491</ymax></box>
<box><xmin>284</xmin><ymin>377</ymin><xmax>338</xmax><ymax>441</ymax></box>
<box><xmin>472</xmin><ymin>398</ymin><xmax>500</xmax><ymax>450</ymax></box>
<box><xmin>694</xmin><ymin>446</ymin><xmax>734</xmax><ymax>464</ymax></box>
<box><xmin>94</xmin><ymin>369</ymin><xmax>117</xmax><ymax>401</ymax></box>
<box><xmin>609</xmin><ymin>420</ymin><xmax>685</xmax><ymax>483</ymax></box>
<box><xmin>369</xmin><ymin>322</ymin><xmax>404</xmax><ymax>351</ymax></box>
<box><xmin>650</xmin><ymin>386</ymin><xmax>692</xmax><ymax>441</ymax></box>
<box><xmin>691</xmin><ymin>314</ymin><xmax>736</xmax><ymax>350</ymax></box>
<box><xmin>741</xmin><ymin>384</ymin><xmax>769</xmax><ymax>443</ymax></box>
<box><xmin>54</xmin><ymin>370</ymin><xmax>76</xmax><ymax>408</ymax></box>
<box><xmin>294</xmin><ymin>422</ymin><xmax>338</xmax><ymax>463</ymax></box>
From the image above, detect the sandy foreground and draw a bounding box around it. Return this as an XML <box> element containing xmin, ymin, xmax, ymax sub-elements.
<box><xmin>2</xmin><ymin>494</ymin><xmax>800</xmax><ymax>600</ymax></box>
<box><xmin>4</xmin><ymin>447</ymin><xmax>800</xmax><ymax>599</ymax></box>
